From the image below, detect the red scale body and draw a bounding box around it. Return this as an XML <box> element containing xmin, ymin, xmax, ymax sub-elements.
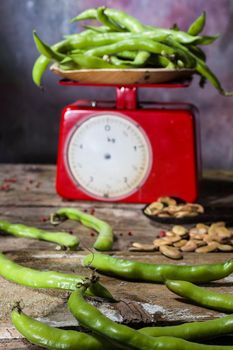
<box><xmin>56</xmin><ymin>82</ymin><xmax>201</xmax><ymax>203</ymax></box>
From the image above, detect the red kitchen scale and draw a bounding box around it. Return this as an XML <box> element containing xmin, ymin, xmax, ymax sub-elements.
<box><xmin>56</xmin><ymin>75</ymin><xmax>200</xmax><ymax>204</ymax></box>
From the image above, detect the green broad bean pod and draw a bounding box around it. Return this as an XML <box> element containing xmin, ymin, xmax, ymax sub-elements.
<box><xmin>165</xmin><ymin>38</ymin><xmax>233</xmax><ymax>95</ymax></box>
<box><xmin>84</xmin><ymin>38</ymin><xmax>176</xmax><ymax>58</ymax></box>
<box><xmin>109</xmin><ymin>56</ymin><xmax>130</xmax><ymax>66</ymax></box>
<box><xmin>68</xmin><ymin>32</ymin><xmax>171</xmax><ymax>49</ymax></box>
<box><xmin>148</xmin><ymin>55</ymin><xmax>178</xmax><ymax>69</ymax></box>
<box><xmin>68</xmin><ymin>282</ymin><xmax>233</xmax><ymax>350</ymax></box>
<box><xmin>32</xmin><ymin>55</ymin><xmax>51</xmax><ymax>87</ymax></box>
<box><xmin>110</xmin><ymin>51</ymin><xmax>151</xmax><ymax>67</ymax></box>
<box><xmin>166</xmin><ymin>279</ymin><xmax>233</xmax><ymax>313</ymax></box>
<box><xmin>194</xmin><ymin>34</ymin><xmax>219</xmax><ymax>45</ymax></box>
<box><xmin>0</xmin><ymin>252</ymin><xmax>113</xmax><ymax>299</ymax></box>
<box><xmin>12</xmin><ymin>308</ymin><xmax>122</xmax><ymax>350</ymax></box>
<box><xmin>103</xmin><ymin>8</ymin><xmax>152</xmax><ymax>64</ymax></box>
<box><xmin>59</xmin><ymin>61</ymin><xmax>79</xmax><ymax>71</ymax></box>
<box><xmin>67</xmin><ymin>31</ymin><xmax>216</xmax><ymax>50</ymax></box>
<box><xmin>70</xmin><ymin>7</ymin><xmax>150</xmax><ymax>67</ymax></box>
<box><xmin>51</xmin><ymin>208</ymin><xmax>113</xmax><ymax>251</ymax></box>
<box><xmin>32</xmin><ymin>39</ymin><xmax>69</xmax><ymax>87</ymax></box>
<box><xmin>83</xmin><ymin>25</ymin><xmax>115</xmax><ymax>33</ymax></box>
<box><xmin>83</xmin><ymin>253</ymin><xmax>233</xmax><ymax>283</ymax></box>
<box><xmin>117</xmin><ymin>50</ymin><xmax>138</xmax><ymax>60</ymax></box>
<box><xmin>104</xmin><ymin>7</ymin><xmax>145</xmax><ymax>33</ymax></box>
<box><xmin>145</xmin><ymin>25</ymin><xmax>217</xmax><ymax>45</ymax></box>
<box><xmin>97</xmin><ymin>6</ymin><xmax>122</xmax><ymax>32</ymax></box>
<box><xmin>139</xmin><ymin>313</ymin><xmax>233</xmax><ymax>340</ymax></box>
<box><xmin>188</xmin><ymin>12</ymin><xmax>206</xmax><ymax>36</ymax></box>
<box><xmin>0</xmin><ymin>219</ymin><xmax>79</xmax><ymax>249</ymax></box>
<box><xmin>64</xmin><ymin>29</ymin><xmax>97</xmax><ymax>40</ymax></box>
<box><xmin>70</xmin><ymin>8</ymin><xmax>99</xmax><ymax>23</ymax></box>
<box><xmin>70</xmin><ymin>7</ymin><xmax>145</xmax><ymax>33</ymax></box>
<box><xmin>111</xmin><ymin>54</ymin><xmax>175</xmax><ymax>68</ymax></box>
<box><xmin>70</xmin><ymin>8</ymin><xmax>204</xmax><ymax>44</ymax></box>
<box><xmin>33</xmin><ymin>31</ymin><xmax>65</xmax><ymax>61</ymax></box>
<box><xmin>189</xmin><ymin>45</ymin><xmax>206</xmax><ymax>62</ymax></box>
<box><xmin>69</xmin><ymin>54</ymin><xmax>128</xmax><ymax>69</ymax></box>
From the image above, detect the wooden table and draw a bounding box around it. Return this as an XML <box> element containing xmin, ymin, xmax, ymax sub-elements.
<box><xmin>0</xmin><ymin>164</ymin><xmax>233</xmax><ymax>349</ymax></box>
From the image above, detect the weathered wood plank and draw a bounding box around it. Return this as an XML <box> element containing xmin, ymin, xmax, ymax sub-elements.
<box><xmin>1</xmin><ymin>250</ymin><xmax>233</xmax><ymax>342</ymax></box>
<box><xmin>0</xmin><ymin>339</ymin><xmax>41</xmax><ymax>349</ymax></box>
<box><xmin>0</xmin><ymin>164</ymin><xmax>233</xmax><ymax>207</ymax></box>
<box><xmin>0</xmin><ymin>164</ymin><xmax>143</xmax><ymax>209</ymax></box>
<box><xmin>0</xmin><ymin>205</ymin><xmax>163</xmax><ymax>252</ymax></box>
<box><xmin>0</xmin><ymin>164</ymin><xmax>233</xmax><ymax>349</ymax></box>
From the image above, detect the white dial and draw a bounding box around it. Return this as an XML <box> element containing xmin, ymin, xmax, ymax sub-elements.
<box><xmin>67</xmin><ymin>112</ymin><xmax>152</xmax><ymax>200</ymax></box>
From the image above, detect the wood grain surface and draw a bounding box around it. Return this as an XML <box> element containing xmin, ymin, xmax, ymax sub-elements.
<box><xmin>0</xmin><ymin>164</ymin><xmax>233</xmax><ymax>349</ymax></box>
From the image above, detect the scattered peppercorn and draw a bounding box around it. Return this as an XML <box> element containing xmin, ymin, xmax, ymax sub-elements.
<box><xmin>0</xmin><ymin>184</ymin><xmax>11</xmax><ymax>191</ymax></box>
<box><xmin>159</xmin><ymin>230</ymin><xmax>166</xmax><ymax>237</ymax></box>
<box><xmin>90</xmin><ymin>208</ymin><xmax>95</xmax><ymax>215</ymax></box>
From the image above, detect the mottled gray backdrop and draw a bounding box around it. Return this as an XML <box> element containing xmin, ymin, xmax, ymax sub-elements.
<box><xmin>0</xmin><ymin>0</ymin><xmax>233</xmax><ymax>169</ymax></box>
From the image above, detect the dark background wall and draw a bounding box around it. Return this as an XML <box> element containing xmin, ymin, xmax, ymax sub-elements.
<box><xmin>0</xmin><ymin>0</ymin><xmax>233</xmax><ymax>169</ymax></box>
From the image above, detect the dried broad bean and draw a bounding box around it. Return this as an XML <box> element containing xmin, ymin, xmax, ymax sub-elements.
<box><xmin>159</xmin><ymin>245</ymin><xmax>183</xmax><ymax>260</ymax></box>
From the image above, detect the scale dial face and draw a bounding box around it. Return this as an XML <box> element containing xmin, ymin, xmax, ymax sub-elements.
<box><xmin>66</xmin><ymin>112</ymin><xmax>152</xmax><ymax>200</ymax></box>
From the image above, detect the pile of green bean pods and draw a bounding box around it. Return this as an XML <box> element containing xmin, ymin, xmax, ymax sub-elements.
<box><xmin>66</xmin><ymin>281</ymin><xmax>233</xmax><ymax>350</ymax></box>
<box><xmin>32</xmin><ymin>7</ymin><xmax>233</xmax><ymax>95</ymax></box>
<box><xmin>7</xmin><ymin>251</ymin><xmax>233</xmax><ymax>349</ymax></box>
